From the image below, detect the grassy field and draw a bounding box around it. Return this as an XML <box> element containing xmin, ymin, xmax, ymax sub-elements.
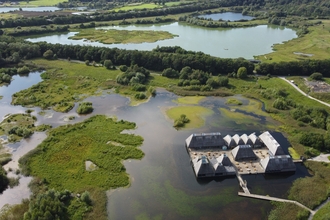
<box><xmin>69</xmin><ymin>29</ymin><xmax>176</xmax><ymax>44</ymax></box>
<box><xmin>255</xmin><ymin>20</ymin><xmax>330</xmax><ymax>62</ymax></box>
<box><xmin>313</xmin><ymin>201</ymin><xmax>330</xmax><ymax>220</ymax></box>
<box><xmin>166</xmin><ymin>106</ymin><xmax>213</xmax><ymax>129</ymax></box>
<box><xmin>174</xmin><ymin>96</ymin><xmax>205</xmax><ymax>104</ymax></box>
<box><xmin>0</xmin><ymin>13</ymin><xmax>20</xmax><ymax>19</ymax></box>
<box><xmin>113</xmin><ymin>3</ymin><xmax>160</xmax><ymax>12</ymax></box>
<box><xmin>19</xmin><ymin>0</ymin><xmax>66</xmax><ymax>6</ymax></box>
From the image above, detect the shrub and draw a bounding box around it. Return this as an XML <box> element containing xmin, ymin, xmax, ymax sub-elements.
<box><xmin>76</xmin><ymin>102</ymin><xmax>93</xmax><ymax>114</ymax></box>
<box><xmin>104</xmin><ymin>59</ymin><xmax>114</xmax><ymax>69</ymax></box>
<box><xmin>132</xmin><ymin>83</ymin><xmax>146</xmax><ymax>91</ymax></box>
<box><xmin>174</xmin><ymin>114</ymin><xmax>190</xmax><ymax>128</ymax></box>
<box><xmin>272</xmin><ymin>98</ymin><xmax>289</xmax><ymax>110</ymax></box>
<box><xmin>310</xmin><ymin>72</ymin><xmax>323</xmax><ymax>80</ymax></box>
<box><xmin>17</xmin><ymin>66</ymin><xmax>30</xmax><ymax>75</ymax></box>
<box><xmin>134</xmin><ymin>93</ymin><xmax>146</xmax><ymax>100</ymax></box>
<box><xmin>43</xmin><ymin>50</ymin><xmax>54</xmax><ymax>60</ymax></box>
<box><xmin>162</xmin><ymin>68</ymin><xmax>179</xmax><ymax>78</ymax></box>
<box><xmin>237</xmin><ymin>67</ymin><xmax>247</xmax><ymax>79</ymax></box>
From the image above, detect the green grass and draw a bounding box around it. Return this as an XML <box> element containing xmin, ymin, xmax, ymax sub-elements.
<box><xmin>19</xmin><ymin>0</ymin><xmax>66</xmax><ymax>6</ymax></box>
<box><xmin>20</xmin><ymin>115</ymin><xmax>144</xmax><ymax>192</ymax></box>
<box><xmin>166</xmin><ymin>106</ymin><xmax>213</xmax><ymax>129</ymax></box>
<box><xmin>313</xmin><ymin>201</ymin><xmax>330</xmax><ymax>220</ymax></box>
<box><xmin>256</xmin><ymin>20</ymin><xmax>330</xmax><ymax>62</ymax></box>
<box><xmin>288</xmin><ymin>147</ymin><xmax>300</xmax><ymax>159</ymax></box>
<box><xmin>113</xmin><ymin>3</ymin><xmax>160</xmax><ymax>12</ymax></box>
<box><xmin>174</xmin><ymin>96</ymin><xmax>205</xmax><ymax>104</ymax></box>
<box><xmin>69</xmin><ymin>29</ymin><xmax>176</xmax><ymax>44</ymax></box>
<box><xmin>0</xmin><ymin>13</ymin><xmax>20</xmax><ymax>20</ymax></box>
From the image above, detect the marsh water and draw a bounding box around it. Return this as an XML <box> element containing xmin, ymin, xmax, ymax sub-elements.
<box><xmin>0</xmin><ymin>72</ymin><xmax>311</xmax><ymax>219</ymax></box>
<box><xmin>198</xmin><ymin>12</ymin><xmax>254</xmax><ymax>21</ymax></box>
<box><xmin>26</xmin><ymin>22</ymin><xmax>297</xmax><ymax>59</ymax></box>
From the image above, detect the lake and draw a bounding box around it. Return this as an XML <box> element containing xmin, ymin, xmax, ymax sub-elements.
<box><xmin>0</xmin><ymin>73</ymin><xmax>310</xmax><ymax>219</ymax></box>
<box><xmin>26</xmin><ymin>22</ymin><xmax>297</xmax><ymax>59</ymax></box>
<box><xmin>198</xmin><ymin>12</ymin><xmax>254</xmax><ymax>21</ymax></box>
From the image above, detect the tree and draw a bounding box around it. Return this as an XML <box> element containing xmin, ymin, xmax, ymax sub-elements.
<box><xmin>43</xmin><ymin>49</ymin><xmax>54</xmax><ymax>60</ymax></box>
<box><xmin>237</xmin><ymin>67</ymin><xmax>248</xmax><ymax>79</ymax></box>
<box><xmin>310</xmin><ymin>72</ymin><xmax>323</xmax><ymax>80</ymax></box>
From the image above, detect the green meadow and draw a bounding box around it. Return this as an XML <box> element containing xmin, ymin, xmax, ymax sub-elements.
<box><xmin>256</xmin><ymin>20</ymin><xmax>330</xmax><ymax>63</ymax></box>
<box><xmin>166</xmin><ymin>106</ymin><xmax>213</xmax><ymax>129</ymax></box>
<box><xmin>113</xmin><ymin>3</ymin><xmax>160</xmax><ymax>12</ymax></box>
<box><xmin>19</xmin><ymin>0</ymin><xmax>66</xmax><ymax>6</ymax></box>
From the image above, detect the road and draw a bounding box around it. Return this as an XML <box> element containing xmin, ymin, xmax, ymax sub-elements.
<box><xmin>279</xmin><ymin>77</ymin><xmax>330</xmax><ymax>108</ymax></box>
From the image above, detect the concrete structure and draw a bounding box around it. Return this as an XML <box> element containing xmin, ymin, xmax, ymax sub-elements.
<box><xmin>185</xmin><ymin>133</ymin><xmax>225</xmax><ymax>149</ymax></box>
<box><xmin>260</xmin><ymin>155</ymin><xmax>296</xmax><ymax>173</ymax></box>
<box><xmin>232</xmin><ymin>145</ymin><xmax>257</xmax><ymax>161</ymax></box>
<box><xmin>259</xmin><ymin>131</ymin><xmax>285</xmax><ymax>156</ymax></box>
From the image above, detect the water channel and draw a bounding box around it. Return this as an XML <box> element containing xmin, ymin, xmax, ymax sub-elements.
<box><xmin>26</xmin><ymin>22</ymin><xmax>297</xmax><ymax>59</ymax></box>
<box><xmin>0</xmin><ymin>72</ymin><xmax>310</xmax><ymax>219</ymax></box>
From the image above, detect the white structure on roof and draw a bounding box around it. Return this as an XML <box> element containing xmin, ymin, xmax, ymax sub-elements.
<box><xmin>241</xmin><ymin>134</ymin><xmax>253</xmax><ymax>145</ymax></box>
<box><xmin>223</xmin><ymin>135</ymin><xmax>236</xmax><ymax>148</ymax></box>
<box><xmin>248</xmin><ymin>133</ymin><xmax>262</xmax><ymax>148</ymax></box>
<box><xmin>260</xmin><ymin>155</ymin><xmax>296</xmax><ymax>173</ymax></box>
<box><xmin>259</xmin><ymin>131</ymin><xmax>284</xmax><ymax>156</ymax></box>
<box><xmin>232</xmin><ymin>134</ymin><xmax>244</xmax><ymax>145</ymax></box>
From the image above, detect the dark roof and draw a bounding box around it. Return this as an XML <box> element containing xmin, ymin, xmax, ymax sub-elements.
<box><xmin>185</xmin><ymin>133</ymin><xmax>225</xmax><ymax>148</ymax></box>
<box><xmin>231</xmin><ymin>145</ymin><xmax>257</xmax><ymax>161</ymax></box>
<box><xmin>260</xmin><ymin>155</ymin><xmax>296</xmax><ymax>173</ymax></box>
<box><xmin>241</xmin><ymin>134</ymin><xmax>253</xmax><ymax>145</ymax></box>
<box><xmin>192</xmin><ymin>156</ymin><xmax>214</xmax><ymax>176</ymax></box>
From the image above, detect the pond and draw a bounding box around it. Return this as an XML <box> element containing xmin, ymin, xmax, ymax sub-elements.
<box><xmin>198</xmin><ymin>12</ymin><xmax>254</xmax><ymax>21</ymax></box>
<box><xmin>26</xmin><ymin>22</ymin><xmax>297</xmax><ymax>59</ymax></box>
<box><xmin>0</xmin><ymin>73</ymin><xmax>311</xmax><ymax>219</ymax></box>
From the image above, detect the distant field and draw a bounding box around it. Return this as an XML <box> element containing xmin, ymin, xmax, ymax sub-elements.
<box><xmin>19</xmin><ymin>0</ymin><xmax>66</xmax><ymax>6</ymax></box>
<box><xmin>113</xmin><ymin>3</ymin><xmax>160</xmax><ymax>12</ymax></box>
<box><xmin>0</xmin><ymin>13</ymin><xmax>20</xmax><ymax>19</ymax></box>
<box><xmin>256</xmin><ymin>19</ymin><xmax>330</xmax><ymax>62</ymax></box>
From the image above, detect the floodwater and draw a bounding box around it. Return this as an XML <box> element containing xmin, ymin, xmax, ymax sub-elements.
<box><xmin>198</xmin><ymin>12</ymin><xmax>254</xmax><ymax>21</ymax></box>
<box><xmin>0</xmin><ymin>74</ymin><xmax>310</xmax><ymax>219</ymax></box>
<box><xmin>26</xmin><ymin>22</ymin><xmax>297</xmax><ymax>59</ymax></box>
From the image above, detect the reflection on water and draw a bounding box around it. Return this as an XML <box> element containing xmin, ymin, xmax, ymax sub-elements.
<box><xmin>26</xmin><ymin>23</ymin><xmax>297</xmax><ymax>59</ymax></box>
<box><xmin>0</xmin><ymin>76</ymin><xmax>310</xmax><ymax>219</ymax></box>
<box><xmin>198</xmin><ymin>12</ymin><xmax>254</xmax><ymax>21</ymax></box>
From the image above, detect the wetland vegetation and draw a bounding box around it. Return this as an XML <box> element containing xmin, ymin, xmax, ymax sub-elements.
<box><xmin>69</xmin><ymin>29</ymin><xmax>176</xmax><ymax>44</ymax></box>
<box><xmin>1</xmin><ymin>0</ymin><xmax>330</xmax><ymax>219</ymax></box>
